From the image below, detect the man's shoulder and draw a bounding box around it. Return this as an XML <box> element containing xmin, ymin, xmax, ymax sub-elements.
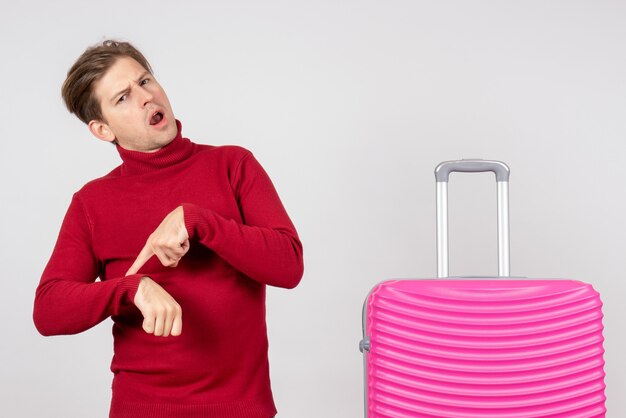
<box><xmin>74</xmin><ymin>165</ymin><xmax>123</xmax><ymax>196</ymax></box>
<box><xmin>191</xmin><ymin>143</ymin><xmax>253</xmax><ymax>167</ymax></box>
<box><xmin>193</xmin><ymin>143</ymin><xmax>251</xmax><ymax>158</ymax></box>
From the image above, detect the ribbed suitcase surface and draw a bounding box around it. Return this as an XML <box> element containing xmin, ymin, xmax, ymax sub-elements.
<box><xmin>365</xmin><ymin>279</ymin><xmax>606</xmax><ymax>417</ymax></box>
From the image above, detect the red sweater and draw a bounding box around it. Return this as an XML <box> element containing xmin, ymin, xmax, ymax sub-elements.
<box><xmin>33</xmin><ymin>121</ymin><xmax>303</xmax><ymax>418</ymax></box>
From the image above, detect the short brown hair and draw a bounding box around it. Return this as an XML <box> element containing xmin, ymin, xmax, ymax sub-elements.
<box><xmin>61</xmin><ymin>40</ymin><xmax>153</xmax><ymax>124</ymax></box>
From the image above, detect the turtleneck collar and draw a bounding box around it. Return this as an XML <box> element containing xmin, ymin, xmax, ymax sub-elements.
<box><xmin>116</xmin><ymin>120</ymin><xmax>194</xmax><ymax>176</ymax></box>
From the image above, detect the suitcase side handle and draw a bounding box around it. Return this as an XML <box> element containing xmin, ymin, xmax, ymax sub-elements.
<box><xmin>435</xmin><ymin>159</ymin><xmax>511</xmax><ymax>278</ymax></box>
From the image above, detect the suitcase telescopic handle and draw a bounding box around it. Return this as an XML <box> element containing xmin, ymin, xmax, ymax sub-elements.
<box><xmin>435</xmin><ymin>159</ymin><xmax>511</xmax><ymax>278</ymax></box>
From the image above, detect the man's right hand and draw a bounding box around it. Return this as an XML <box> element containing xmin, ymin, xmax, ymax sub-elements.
<box><xmin>133</xmin><ymin>276</ymin><xmax>182</xmax><ymax>337</ymax></box>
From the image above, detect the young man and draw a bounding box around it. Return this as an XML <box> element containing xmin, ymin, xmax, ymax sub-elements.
<box><xmin>34</xmin><ymin>40</ymin><xmax>303</xmax><ymax>418</ymax></box>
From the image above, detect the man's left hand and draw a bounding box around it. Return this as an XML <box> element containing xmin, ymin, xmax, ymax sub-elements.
<box><xmin>126</xmin><ymin>206</ymin><xmax>190</xmax><ymax>275</ymax></box>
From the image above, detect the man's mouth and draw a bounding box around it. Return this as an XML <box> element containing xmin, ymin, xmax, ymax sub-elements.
<box><xmin>150</xmin><ymin>111</ymin><xmax>164</xmax><ymax>126</ymax></box>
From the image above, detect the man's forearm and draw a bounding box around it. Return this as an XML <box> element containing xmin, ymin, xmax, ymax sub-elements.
<box><xmin>33</xmin><ymin>274</ymin><xmax>142</xmax><ymax>336</ymax></box>
<box><xmin>183</xmin><ymin>203</ymin><xmax>303</xmax><ymax>289</ymax></box>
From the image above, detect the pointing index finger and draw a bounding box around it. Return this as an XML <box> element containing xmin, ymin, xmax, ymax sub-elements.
<box><xmin>126</xmin><ymin>243</ymin><xmax>154</xmax><ymax>276</ymax></box>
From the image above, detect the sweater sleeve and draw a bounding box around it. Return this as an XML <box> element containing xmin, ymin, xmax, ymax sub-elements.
<box><xmin>182</xmin><ymin>150</ymin><xmax>304</xmax><ymax>289</ymax></box>
<box><xmin>33</xmin><ymin>193</ymin><xmax>143</xmax><ymax>336</ymax></box>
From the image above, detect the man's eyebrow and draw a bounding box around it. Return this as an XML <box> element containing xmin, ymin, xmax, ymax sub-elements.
<box><xmin>110</xmin><ymin>71</ymin><xmax>152</xmax><ymax>102</ymax></box>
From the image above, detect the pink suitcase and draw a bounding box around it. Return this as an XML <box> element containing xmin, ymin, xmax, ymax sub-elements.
<box><xmin>360</xmin><ymin>160</ymin><xmax>606</xmax><ymax>417</ymax></box>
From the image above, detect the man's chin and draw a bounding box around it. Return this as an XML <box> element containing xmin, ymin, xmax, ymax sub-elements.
<box><xmin>154</xmin><ymin>125</ymin><xmax>178</xmax><ymax>150</ymax></box>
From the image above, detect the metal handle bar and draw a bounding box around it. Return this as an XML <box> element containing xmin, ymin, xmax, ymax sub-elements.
<box><xmin>435</xmin><ymin>159</ymin><xmax>511</xmax><ymax>278</ymax></box>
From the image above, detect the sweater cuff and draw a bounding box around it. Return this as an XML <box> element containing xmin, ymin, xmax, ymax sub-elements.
<box><xmin>115</xmin><ymin>274</ymin><xmax>143</xmax><ymax>308</ymax></box>
<box><xmin>182</xmin><ymin>202</ymin><xmax>213</xmax><ymax>242</ymax></box>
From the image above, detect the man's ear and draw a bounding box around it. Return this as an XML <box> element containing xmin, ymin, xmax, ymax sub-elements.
<box><xmin>88</xmin><ymin>120</ymin><xmax>116</xmax><ymax>143</ymax></box>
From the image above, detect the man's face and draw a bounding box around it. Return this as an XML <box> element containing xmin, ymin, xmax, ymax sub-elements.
<box><xmin>90</xmin><ymin>56</ymin><xmax>177</xmax><ymax>152</ymax></box>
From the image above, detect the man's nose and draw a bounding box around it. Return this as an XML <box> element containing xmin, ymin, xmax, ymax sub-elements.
<box><xmin>136</xmin><ymin>84</ymin><xmax>153</xmax><ymax>107</ymax></box>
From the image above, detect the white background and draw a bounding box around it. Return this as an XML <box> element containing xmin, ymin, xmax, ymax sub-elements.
<box><xmin>1</xmin><ymin>0</ymin><xmax>625</xmax><ymax>416</ymax></box>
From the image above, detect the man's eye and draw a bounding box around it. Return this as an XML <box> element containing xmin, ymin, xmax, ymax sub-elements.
<box><xmin>117</xmin><ymin>95</ymin><xmax>127</xmax><ymax>103</ymax></box>
<box><xmin>140</xmin><ymin>78</ymin><xmax>150</xmax><ymax>86</ymax></box>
